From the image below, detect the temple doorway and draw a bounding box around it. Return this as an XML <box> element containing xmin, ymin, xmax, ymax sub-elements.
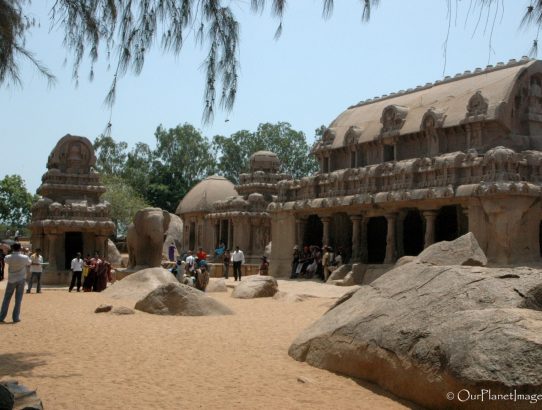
<box><xmin>65</xmin><ymin>232</ymin><xmax>83</xmax><ymax>269</ymax></box>
<box><xmin>403</xmin><ymin>210</ymin><xmax>424</xmax><ymax>256</ymax></box>
<box><xmin>220</xmin><ymin>219</ymin><xmax>230</xmax><ymax>248</ymax></box>
<box><xmin>189</xmin><ymin>222</ymin><xmax>196</xmax><ymax>251</ymax></box>
<box><xmin>435</xmin><ymin>205</ymin><xmax>460</xmax><ymax>242</ymax></box>
<box><xmin>367</xmin><ymin>216</ymin><xmax>387</xmax><ymax>264</ymax></box>
<box><xmin>303</xmin><ymin>215</ymin><xmax>323</xmax><ymax>247</ymax></box>
<box><xmin>331</xmin><ymin>213</ymin><xmax>352</xmax><ymax>261</ymax></box>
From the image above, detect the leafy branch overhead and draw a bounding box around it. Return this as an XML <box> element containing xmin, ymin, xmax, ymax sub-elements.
<box><xmin>2</xmin><ymin>1</ymin><xmax>542</xmax><ymax>121</ymax></box>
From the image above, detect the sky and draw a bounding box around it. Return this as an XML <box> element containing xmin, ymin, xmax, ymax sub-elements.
<box><xmin>0</xmin><ymin>0</ymin><xmax>539</xmax><ymax>194</ymax></box>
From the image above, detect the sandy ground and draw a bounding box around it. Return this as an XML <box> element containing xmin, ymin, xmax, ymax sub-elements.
<box><xmin>0</xmin><ymin>276</ymin><xmax>416</xmax><ymax>410</ymax></box>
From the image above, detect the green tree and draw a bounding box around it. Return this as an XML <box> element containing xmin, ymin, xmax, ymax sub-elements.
<box><xmin>93</xmin><ymin>135</ymin><xmax>128</xmax><ymax>176</ymax></box>
<box><xmin>0</xmin><ymin>174</ymin><xmax>36</xmax><ymax>228</ymax></box>
<box><xmin>213</xmin><ymin>122</ymin><xmax>319</xmax><ymax>183</ymax></box>
<box><xmin>122</xmin><ymin>142</ymin><xmax>154</xmax><ymax>199</ymax></box>
<box><xmin>148</xmin><ymin>124</ymin><xmax>216</xmax><ymax>212</ymax></box>
<box><xmin>101</xmin><ymin>175</ymin><xmax>150</xmax><ymax>236</ymax></box>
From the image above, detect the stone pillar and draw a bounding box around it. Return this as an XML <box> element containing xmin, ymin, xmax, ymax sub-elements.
<box><xmin>228</xmin><ymin>219</ymin><xmax>234</xmax><ymax>249</ymax></box>
<box><xmin>384</xmin><ymin>214</ymin><xmax>397</xmax><ymax>264</ymax></box>
<box><xmin>218</xmin><ymin>220</ymin><xmax>223</xmax><ymax>244</ymax></box>
<box><xmin>350</xmin><ymin>215</ymin><xmax>362</xmax><ymax>262</ymax></box>
<box><xmin>422</xmin><ymin>210</ymin><xmax>438</xmax><ymax>248</ymax></box>
<box><xmin>360</xmin><ymin>217</ymin><xmax>368</xmax><ymax>263</ymax></box>
<box><xmin>46</xmin><ymin>233</ymin><xmax>60</xmax><ymax>272</ymax></box>
<box><xmin>321</xmin><ymin>216</ymin><xmax>331</xmax><ymax>248</ymax></box>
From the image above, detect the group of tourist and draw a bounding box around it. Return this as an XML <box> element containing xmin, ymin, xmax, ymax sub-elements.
<box><xmin>291</xmin><ymin>245</ymin><xmax>343</xmax><ymax>281</ymax></box>
<box><xmin>77</xmin><ymin>252</ymin><xmax>112</xmax><ymax>293</ymax></box>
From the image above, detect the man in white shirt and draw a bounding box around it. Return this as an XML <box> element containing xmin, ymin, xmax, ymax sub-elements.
<box><xmin>0</xmin><ymin>243</ymin><xmax>31</xmax><ymax>323</ymax></box>
<box><xmin>27</xmin><ymin>248</ymin><xmax>44</xmax><ymax>294</ymax></box>
<box><xmin>69</xmin><ymin>252</ymin><xmax>84</xmax><ymax>292</ymax></box>
<box><xmin>232</xmin><ymin>246</ymin><xmax>245</xmax><ymax>281</ymax></box>
<box><xmin>185</xmin><ymin>250</ymin><xmax>196</xmax><ymax>274</ymax></box>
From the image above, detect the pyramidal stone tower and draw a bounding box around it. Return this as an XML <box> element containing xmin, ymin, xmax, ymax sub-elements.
<box><xmin>30</xmin><ymin>135</ymin><xmax>115</xmax><ymax>284</ymax></box>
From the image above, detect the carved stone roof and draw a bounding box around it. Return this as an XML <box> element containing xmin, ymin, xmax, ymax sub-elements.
<box><xmin>325</xmin><ymin>58</ymin><xmax>539</xmax><ymax>148</ymax></box>
<box><xmin>176</xmin><ymin>175</ymin><xmax>238</xmax><ymax>215</ymax></box>
<box><xmin>249</xmin><ymin>151</ymin><xmax>280</xmax><ymax>173</ymax></box>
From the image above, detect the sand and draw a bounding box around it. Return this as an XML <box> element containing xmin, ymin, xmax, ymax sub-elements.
<box><xmin>0</xmin><ymin>277</ymin><xmax>414</xmax><ymax>410</ymax></box>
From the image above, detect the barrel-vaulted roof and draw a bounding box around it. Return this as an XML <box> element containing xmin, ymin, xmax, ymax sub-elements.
<box><xmin>175</xmin><ymin>175</ymin><xmax>238</xmax><ymax>215</ymax></box>
<box><xmin>325</xmin><ymin>58</ymin><xmax>540</xmax><ymax>149</ymax></box>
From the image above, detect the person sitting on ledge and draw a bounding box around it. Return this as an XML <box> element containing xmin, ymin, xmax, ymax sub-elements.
<box><xmin>259</xmin><ymin>256</ymin><xmax>269</xmax><ymax>276</ymax></box>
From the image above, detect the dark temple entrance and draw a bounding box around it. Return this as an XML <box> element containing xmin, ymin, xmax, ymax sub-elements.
<box><xmin>189</xmin><ymin>222</ymin><xmax>196</xmax><ymax>251</ymax></box>
<box><xmin>331</xmin><ymin>213</ymin><xmax>352</xmax><ymax>261</ymax></box>
<box><xmin>403</xmin><ymin>210</ymin><xmax>424</xmax><ymax>256</ymax></box>
<box><xmin>303</xmin><ymin>215</ymin><xmax>323</xmax><ymax>247</ymax></box>
<box><xmin>367</xmin><ymin>216</ymin><xmax>387</xmax><ymax>264</ymax></box>
<box><xmin>435</xmin><ymin>205</ymin><xmax>460</xmax><ymax>242</ymax></box>
<box><xmin>65</xmin><ymin>232</ymin><xmax>83</xmax><ymax>269</ymax></box>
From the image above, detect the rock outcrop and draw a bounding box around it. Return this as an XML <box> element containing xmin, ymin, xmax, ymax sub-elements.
<box><xmin>107</xmin><ymin>239</ymin><xmax>123</xmax><ymax>267</ymax></box>
<box><xmin>95</xmin><ymin>304</ymin><xmax>113</xmax><ymax>313</ymax></box>
<box><xmin>231</xmin><ymin>275</ymin><xmax>278</xmax><ymax>299</ymax></box>
<box><xmin>326</xmin><ymin>264</ymin><xmax>352</xmax><ymax>282</ymax></box>
<box><xmin>0</xmin><ymin>381</ymin><xmax>43</xmax><ymax>410</ymax></box>
<box><xmin>417</xmin><ymin>232</ymin><xmax>487</xmax><ymax>266</ymax></box>
<box><xmin>289</xmin><ymin>262</ymin><xmax>542</xmax><ymax>410</ymax></box>
<box><xmin>103</xmin><ymin>267</ymin><xmax>178</xmax><ymax>301</ymax></box>
<box><xmin>135</xmin><ymin>283</ymin><xmax>233</xmax><ymax>316</ymax></box>
<box><xmin>206</xmin><ymin>278</ymin><xmax>228</xmax><ymax>293</ymax></box>
<box><xmin>111</xmin><ymin>306</ymin><xmax>135</xmax><ymax>315</ymax></box>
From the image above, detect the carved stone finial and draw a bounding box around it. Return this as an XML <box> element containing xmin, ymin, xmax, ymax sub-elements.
<box><xmin>466</xmin><ymin>91</ymin><xmax>488</xmax><ymax>117</ymax></box>
<box><xmin>380</xmin><ymin>105</ymin><xmax>409</xmax><ymax>134</ymax></box>
<box><xmin>421</xmin><ymin>107</ymin><xmax>446</xmax><ymax>131</ymax></box>
<box><xmin>344</xmin><ymin>126</ymin><xmax>363</xmax><ymax>145</ymax></box>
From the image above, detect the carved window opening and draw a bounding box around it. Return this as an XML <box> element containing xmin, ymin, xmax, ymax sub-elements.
<box><xmin>367</xmin><ymin>216</ymin><xmax>387</xmax><ymax>264</ymax></box>
<box><xmin>323</xmin><ymin>157</ymin><xmax>330</xmax><ymax>173</ymax></box>
<box><xmin>383</xmin><ymin>144</ymin><xmax>395</xmax><ymax>162</ymax></box>
<box><xmin>466</xmin><ymin>91</ymin><xmax>488</xmax><ymax>117</ymax></box>
<box><xmin>357</xmin><ymin>149</ymin><xmax>367</xmax><ymax>167</ymax></box>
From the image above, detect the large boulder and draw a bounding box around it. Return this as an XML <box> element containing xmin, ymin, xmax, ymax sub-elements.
<box><xmin>417</xmin><ymin>232</ymin><xmax>487</xmax><ymax>266</ymax></box>
<box><xmin>135</xmin><ymin>283</ymin><xmax>233</xmax><ymax>316</ymax></box>
<box><xmin>326</xmin><ymin>264</ymin><xmax>351</xmax><ymax>282</ymax></box>
<box><xmin>231</xmin><ymin>275</ymin><xmax>278</xmax><ymax>299</ymax></box>
<box><xmin>107</xmin><ymin>239</ymin><xmax>123</xmax><ymax>267</ymax></box>
<box><xmin>0</xmin><ymin>380</ymin><xmax>43</xmax><ymax>410</ymax></box>
<box><xmin>103</xmin><ymin>267</ymin><xmax>178</xmax><ymax>301</ymax></box>
<box><xmin>289</xmin><ymin>262</ymin><xmax>542</xmax><ymax>410</ymax></box>
<box><xmin>206</xmin><ymin>278</ymin><xmax>228</xmax><ymax>293</ymax></box>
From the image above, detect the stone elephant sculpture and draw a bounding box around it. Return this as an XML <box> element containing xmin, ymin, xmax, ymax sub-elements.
<box><xmin>127</xmin><ymin>207</ymin><xmax>171</xmax><ymax>269</ymax></box>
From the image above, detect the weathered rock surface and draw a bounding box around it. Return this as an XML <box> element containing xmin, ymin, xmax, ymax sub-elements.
<box><xmin>394</xmin><ymin>255</ymin><xmax>416</xmax><ymax>267</ymax></box>
<box><xmin>103</xmin><ymin>267</ymin><xmax>178</xmax><ymax>301</ymax></box>
<box><xmin>206</xmin><ymin>278</ymin><xmax>228</xmax><ymax>293</ymax></box>
<box><xmin>273</xmin><ymin>291</ymin><xmax>308</xmax><ymax>303</ymax></box>
<box><xmin>135</xmin><ymin>283</ymin><xmax>233</xmax><ymax>316</ymax></box>
<box><xmin>231</xmin><ymin>275</ymin><xmax>279</xmax><ymax>299</ymax></box>
<box><xmin>111</xmin><ymin>306</ymin><xmax>135</xmax><ymax>315</ymax></box>
<box><xmin>417</xmin><ymin>232</ymin><xmax>487</xmax><ymax>266</ymax></box>
<box><xmin>0</xmin><ymin>380</ymin><xmax>43</xmax><ymax>410</ymax></box>
<box><xmin>329</xmin><ymin>264</ymin><xmax>367</xmax><ymax>286</ymax></box>
<box><xmin>289</xmin><ymin>262</ymin><xmax>542</xmax><ymax>410</ymax></box>
<box><xmin>95</xmin><ymin>304</ymin><xmax>113</xmax><ymax>313</ymax></box>
<box><xmin>107</xmin><ymin>239</ymin><xmax>123</xmax><ymax>267</ymax></box>
<box><xmin>326</xmin><ymin>264</ymin><xmax>352</xmax><ymax>282</ymax></box>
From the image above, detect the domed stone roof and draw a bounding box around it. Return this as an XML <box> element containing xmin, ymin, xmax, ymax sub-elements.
<box><xmin>249</xmin><ymin>151</ymin><xmax>280</xmax><ymax>173</ymax></box>
<box><xmin>176</xmin><ymin>175</ymin><xmax>238</xmax><ymax>215</ymax></box>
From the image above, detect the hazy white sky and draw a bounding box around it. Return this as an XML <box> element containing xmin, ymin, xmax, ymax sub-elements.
<box><xmin>0</xmin><ymin>0</ymin><xmax>538</xmax><ymax>193</ymax></box>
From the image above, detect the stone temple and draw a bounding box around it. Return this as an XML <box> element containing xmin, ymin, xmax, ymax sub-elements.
<box><xmin>268</xmin><ymin>57</ymin><xmax>542</xmax><ymax>276</ymax></box>
<box><xmin>176</xmin><ymin>151</ymin><xmax>291</xmax><ymax>263</ymax></box>
<box><xmin>30</xmin><ymin>135</ymin><xmax>115</xmax><ymax>284</ymax></box>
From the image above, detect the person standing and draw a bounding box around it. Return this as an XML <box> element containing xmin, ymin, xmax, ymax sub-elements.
<box><xmin>196</xmin><ymin>247</ymin><xmax>207</xmax><ymax>261</ymax></box>
<box><xmin>27</xmin><ymin>248</ymin><xmax>43</xmax><ymax>294</ymax></box>
<box><xmin>0</xmin><ymin>248</ymin><xmax>5</xmax><ymax>281</ymax></box>
<box><xmin>0</xmin><ymin>243</ymin><xmax>31</xmax><ymax>323</ymax></box>
<box><xmin>223</xmin><ymin>249</ymin><xmax>231</xmax><ymax>279</ymax></box>
<box><xmin>259</xmin><ymin>256</ymin><xmax>269</xmax><ymax>276</ymax></box>
<box><xmin>69</xmin><ymin>252</ymin><xmax>84</xmax><ymax>292</ymax></box>
<box><xmin>232</xmin><ymin>246</ymin><xmax>245</xmax><ymax>281</ymax></box>
<box><xmin>168</xmin><ymin>242</ymin><xmax>176</xmax><ymax>262</ymax></box>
